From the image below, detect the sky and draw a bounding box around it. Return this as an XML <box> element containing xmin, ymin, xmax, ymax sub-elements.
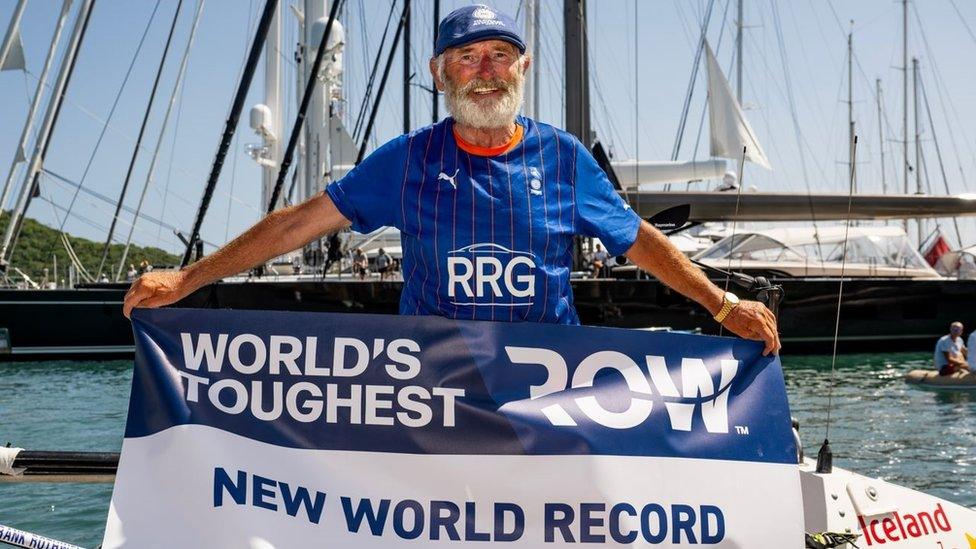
<box><xmin>3</xmin><ymin>0</ymin><xmax>976</xmax><ymax>264</ymax></box>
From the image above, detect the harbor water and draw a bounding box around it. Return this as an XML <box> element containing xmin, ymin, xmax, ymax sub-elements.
<box><xmin>1</xmin><ymin>352</ymin><xmax>974</xmax><ymax>547</ymax></box>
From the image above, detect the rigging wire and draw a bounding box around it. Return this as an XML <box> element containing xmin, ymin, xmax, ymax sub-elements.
<box><xmin>41</xmin><ymin>168</ymin><xmax>212</xmax><ymax>246</ymax></box>
<box><xmin>45</xmin><ymin>0</ymin><xmax>163</xmax><ymax>256</ymax></box>
<box><xmin>949</xmin><ymin>0</ymin><xmax>976</xmax><ymax>47</ymax></box>
<box><xmin>156</xmin><ymin>54</ymin><xmax>188</xmax><ymax>245</ymax></box>
<box><xmin>689</xmin><ymin>0</ymin><xmax>734</xmax><ymax>173</ymax></box>
<box><xmin>670</xmin><ymin>0</ymin><xmax>717</xmax><ymax>167</ymax></box>
<box><xmin>768</xmin><ymin>1</ymin><xmax>831</xmax><ymax>261</ymax></box>
<box><xmin>352</xmin><ymin>1</ymin><xmax>398</xmax><ymax>141</ymax></box>
<box><xmin>41</xmin><ymin>196</ymin><xmax>94</xmax><ymax>282</ymax></box>
<box><xmin>117</xmin><ymin>0</ymin><xmax>207</xmax><ymax>280</ymax></box>
<box><xmin>223</xmin><ymin>0</ymin><xmax>256</xmax><ymax>244</ymax></box>
<box><xmin>823</xmin><ymin>135</ymin><xmax>859</xmax><ymax>443</ymax></box>
<box><xmin>539</xmin><ymin>1</ymin><xmax>565</xmax><ymax>127</ymax></box>
<box><xmin>95</xmin><ymin>0</ymin><xmax>187</xmax><ymax>278</ymax></box>
<box><xmin>19</xmin><ymin>68</ymin><xmax>257</xmax><ymax>216</ymax></box>
<box><xmin>634</xmin><ymin>0</ymin><xmax>639</xmax><ymax>223</ymax></box>
<box><xmin>919</xmin><ymin>75</ymin><xmax>962</xmax><ymax>247</ymax></box>
<box><xmin>719</xmin><ymin>146</ymin><xmax>747</xmax><ymax>338</ymax></box>
<box><xmin>584</xmin><ymin>8</ymin><xmax>633</xmax><ymax>159</ymax></box>
<box><xmin>43</xmin><ymin>173</ymin><xmax>186</xmax><ymax>247</ymax></box>
<box><xmin>672</xmin><ymin>0</ymin><xmax>702</xmax><ymax>51</ymax></box>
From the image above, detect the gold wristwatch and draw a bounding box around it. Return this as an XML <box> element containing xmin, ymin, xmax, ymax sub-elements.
<box><xmin>713</xmin><ymin>291</ymin><xmax>740</xmax><ymax>323</ymax></box>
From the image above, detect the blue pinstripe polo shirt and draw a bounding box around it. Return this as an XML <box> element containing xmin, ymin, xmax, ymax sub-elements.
<box><xmin>326</xmin><ymin>116</ymin><xmax>641</xmax><ymax>324</ymax></box>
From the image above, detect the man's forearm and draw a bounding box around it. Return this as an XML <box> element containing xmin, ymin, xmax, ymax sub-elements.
<box><xmin>183</xmin><ymin>195</ymin><xmax>348</xmax><ymax>291</ymax></box>
<box><xmin>623</xmin><ymin>221</ymin><xmax>725</xmax><ymax>315</ymax></box>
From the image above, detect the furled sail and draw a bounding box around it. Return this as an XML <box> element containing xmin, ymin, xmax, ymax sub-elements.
<box><xmin>705</xmin><ymin>41</ymin><xmax>771</xmax><ymax>170</ymax></box>
<box><xmin>0</xmin><ymin>25</ymin><xmax>26</xmax><ymax>72</ymax></box>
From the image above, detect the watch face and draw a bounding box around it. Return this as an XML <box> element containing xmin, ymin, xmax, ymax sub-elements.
<box><xmin>726</xmin><ymin>292</ymin><xmax>740</xmax><ymax>304</ymax></box>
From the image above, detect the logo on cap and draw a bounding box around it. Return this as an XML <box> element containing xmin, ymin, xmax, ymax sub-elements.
<box><xmin>473</xmin><ymin>7</ymin><xmax>496</xmax><ymax>20</ymax></box>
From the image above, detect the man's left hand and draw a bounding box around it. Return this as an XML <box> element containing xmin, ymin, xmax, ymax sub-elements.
<box><xmin>721</xmin><ymin>300</ymin><xmax>781</xmax><ymax>356</ymax></box>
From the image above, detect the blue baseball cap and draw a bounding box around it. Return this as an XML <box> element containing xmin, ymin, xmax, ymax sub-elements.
<box><xmin>434</xmin><ymin>5</ymin><xmax>526</xmax><ymax>57</ymax></box>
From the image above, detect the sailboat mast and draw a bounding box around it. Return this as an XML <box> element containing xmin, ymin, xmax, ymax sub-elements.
<box><xmin>0</xmin><ymin>0</ymin><xmax>95</xmax><ymax>270</ymax></box>
<box><xmin>876</xmin><ymin>79</ymin><xmax>887</xmax><ymax>195</ymax></box>
<box><xmin>736</xmin><ymin>0</ymin><xmax>743</xmax><ymax>102</ymax></box>
<box><xmin>902</xmin><ymin>0</ymin><xmax>908</xmax><ymax>196</ymax></box>
<box><xmin>403</xmin><ymin>1</ymin><xmax>410</xmax><ymax>133</ymax></box>
<box><xmin>913</xmin><ymin>56</ymin><xmax>922</xmax><ymax>244</ymax></box>
<box><xmin>531</xmin><ymin>0</ymin><xmax>540</xmax><ymax>119</ymax></box>
<box><xmin>261</xmin><ymin>0</ymin><xmax>283</xmax><ymax>212</ymax></box>
<box><xmin>0</xmin><ymin>0</ymin><xmax>73</xmax><ymax>219</ymax></box>
<box><xmin>902</xmin><ymin>0</ymin><xmax>909</xmax><ymax>234</ymax></box>
<box><xmin>432</xmin><ymin>0</ymin><xmax>439</xmax><ymax>122</ymax></box>
<box><xmin>563</xmin><ymin>0</ymin><xmax>590</xmax><ymax>147</ymax></box>
<box><xmin>180</xmin><ymin>0</ymin><xmax>279</xmax><ymax>267</ymax></box>
<box><xmin>523</xmin><ymin>0</ymin><xmax>536</xmax><ymax>119</ymax></box>
<box><xmin>847</xmin><ymin>28</ymin><xmax>854</xmax><ymax>192</ymax></box>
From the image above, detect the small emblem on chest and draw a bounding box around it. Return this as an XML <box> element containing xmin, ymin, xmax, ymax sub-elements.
<box><xmin>528</xmin><ymin>167</ymin><xmax>543</xmax><ymax>196</ymax></box>
<box><xmin>438</xmin><ymin>169</ymin><xmax>460</xmax><ymax>190</ymax></box>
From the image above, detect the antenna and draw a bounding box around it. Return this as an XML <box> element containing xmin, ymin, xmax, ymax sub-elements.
<box><xmin>817</xmin><ymin>135</ymin><xmax>859</xmax><ymax>474</ymax></box>
<box><xmin>719</xmin><ymin>146</ymin><xmax>747</xmax><ymax>337</ymax></box>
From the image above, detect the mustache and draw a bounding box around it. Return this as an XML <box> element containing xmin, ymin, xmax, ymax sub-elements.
<box><xmin>454</xmin><ymin>77</ymin><xmax>515</xmax><ymax>96</ymax></box>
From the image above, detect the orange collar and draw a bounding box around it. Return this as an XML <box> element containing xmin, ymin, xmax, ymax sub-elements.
<box><xmin>454</xmin><ymin>124</ymin><xmax>524</xmax><ymax>157</ymax></box>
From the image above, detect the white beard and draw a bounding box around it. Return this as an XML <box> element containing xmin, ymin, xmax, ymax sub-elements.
<box><xmin>441</xmin><ymin>62</ymin><xmax>525</xmax><ymax>129</ymax></box>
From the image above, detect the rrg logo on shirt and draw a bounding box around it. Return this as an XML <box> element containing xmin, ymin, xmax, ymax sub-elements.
<box><xmin>446</xmin><ymin>243</ymin><xmax>536</xmax><ymax>306</ymax></box>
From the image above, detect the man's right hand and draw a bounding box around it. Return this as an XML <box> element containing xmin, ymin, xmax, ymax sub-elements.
<box><xmin>123</xmin><ymin>271</ymin><xmax>194</xmax><ymax>319</ymax></box>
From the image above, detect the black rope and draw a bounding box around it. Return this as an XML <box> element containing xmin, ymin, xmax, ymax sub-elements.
<box><xmin>95</xmin><ymin>0</ymin><xmax>185</xmax><ymax>278</ymax></box>
<box><xmin>266</xmin><ymin>0</ymin><xmax>345</xmax><ymax>214</ymax></box>
<box><xmin>180</xmin><ymin>0</ymin><xmax>278</xmax><ymax>267</ymax></box>
<box><xmin>357</xmin><ymin>0</ymin><xmax>411</xmax><ymax>165</ymax></box>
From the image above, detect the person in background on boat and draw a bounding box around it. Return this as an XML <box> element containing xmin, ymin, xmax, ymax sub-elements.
<box><xmin>375</xmin><ymin>248</ymin><xmax>394</xmax><ymax>281</ymax></box>
<box><xmin>122</xmin><ymin>4</ymin><xmax>780</xmax><ymax>355</ymax></box>
<box><xmin>351</xmin><ymin>248</ymin><xmax>368</xmax><ymax>280</ymax></box>
<box><xmin>125</xmin><ymin>264</ymin><xmax>138</xmax><ymax>282</ymax></box>
<box><xmin>934</xmin><ymin>321</ymin><xmax>969</xmax><ymax>376</ymax></box>
<box><xmin>589</xmin><ymin>244</ymin><xmax>609</xmax><ymax>279</ymax></box>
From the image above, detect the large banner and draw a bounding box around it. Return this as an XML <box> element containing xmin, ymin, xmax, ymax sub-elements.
<box><xmin>104</xmin><ymin>308</ymin><xmax>803</xmax><ymax>548</ymax></box>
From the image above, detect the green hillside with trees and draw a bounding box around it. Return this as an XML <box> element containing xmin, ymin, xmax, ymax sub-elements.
<box><xmin>0</xmin><ymin>212</ymin><xmax>178</xmax><ymax>285</ymax></box>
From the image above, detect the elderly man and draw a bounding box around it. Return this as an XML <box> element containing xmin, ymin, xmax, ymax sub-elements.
<box><xmin>935</xmin><ymin>321</ymin><xmax>969</xmax><ymax>376</ymax></box>
<box><xmin>123</xmin><ymin>5</ymin><xmax>780</xmax><ymax>355</ymax></box>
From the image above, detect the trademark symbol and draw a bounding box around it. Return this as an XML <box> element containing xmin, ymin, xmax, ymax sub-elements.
<box><xmin>734</xmin><ymin>425</ymin><xmax>750</xmax><ymax>435</ymax></box>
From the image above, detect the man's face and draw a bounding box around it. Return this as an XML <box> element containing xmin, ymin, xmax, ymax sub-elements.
<box><xmin>431</xmin><ymin>40</ymin><xmax>529</xmax><ymax>129</ymax></box>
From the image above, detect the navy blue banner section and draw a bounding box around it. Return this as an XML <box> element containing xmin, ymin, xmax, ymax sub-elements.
<box><xmin>129</xmin><ymin>309</ymin><xmax>795</xmax><ymax>463</ymax></box>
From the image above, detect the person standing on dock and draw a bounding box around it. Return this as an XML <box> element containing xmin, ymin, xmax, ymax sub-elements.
<box><xmin>122</xmin><ymin>4</ymin><xmax>780</xmax><ymax>355</ymax></box>
<box><xmin>935</xmin><ymin>322</ymin><xmax>969</xmax><ymax>376</ymax></box>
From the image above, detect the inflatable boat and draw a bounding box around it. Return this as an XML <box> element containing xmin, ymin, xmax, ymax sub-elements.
<box><xmin>905</xmin><ymin>369</ymin><xmax>976</xmax><ymax>389</ymax></box>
